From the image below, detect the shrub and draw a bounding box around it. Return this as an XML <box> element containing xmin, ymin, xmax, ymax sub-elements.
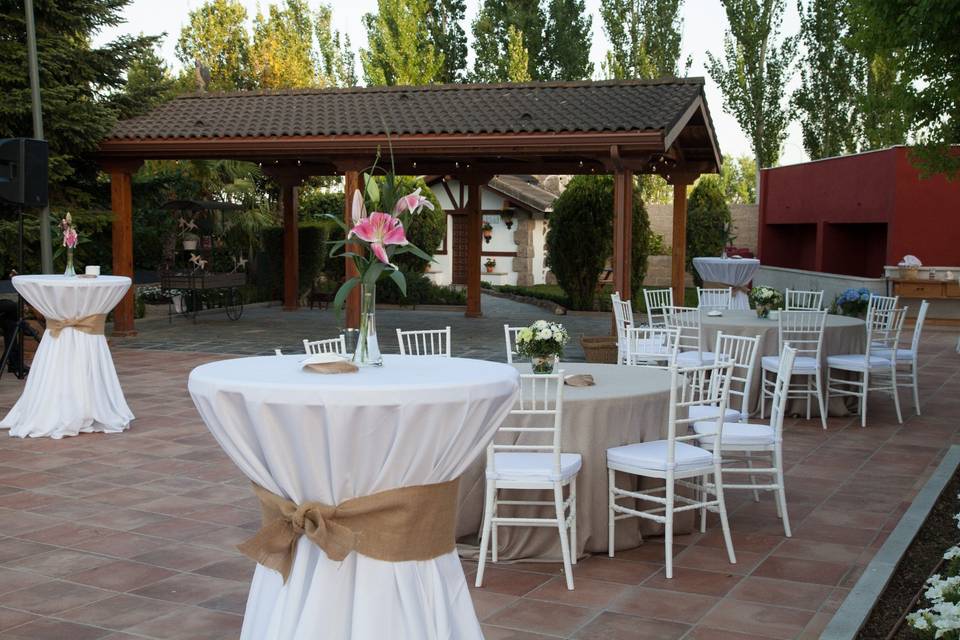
<box><xmin>686</xmin><ymin>176</ymin><xmax>733</xmax><ymax>285</ymax></box>
<box><xmin>258</xmin><ymin>222</ymin><xmax>327</xmax><ymax>299</ymax></box>
<box><xmin>377</xmin><ymin>176</ymin><xmax>445</xmax><ymax>272</ymax></box>
<box><xmin>376</xmin><ymin>266</ymin><xmax>465</xmax><ymax>305</ymax></box>
<box><xmin>545</xmin><ymin>175</ymin><xmax>651</xmax><ymax>310</ymax></box>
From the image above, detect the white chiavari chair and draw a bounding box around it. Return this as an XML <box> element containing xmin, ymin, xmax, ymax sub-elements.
<box><xmin>643</xmin><ymin>288</ymin><xmax>674</xmax><ymax>328</ymax></box>
<box><xmin>694</xmin><ymin>346</ymin><xmax>797</xmax><ymax>537</ymax></box>
<box><xmin>760</xmin><ymin>309</ymin><xmax>829</xmax><ymax>429</ymax></box>
<box><xmin>872</xmin><ymin>300</ymin><xmax>929</xmax><ymax>416</ymax></box>
<box><xmin>476</xmin><ymin>372</ymin><xmax>580</xmax><ymax>590</ymax></box>
<box><xmin>623</xmin><ymin>326</ymin><xmax>679</xmax><ymax>369</ymax></box>
<box><xmin>827</xmin><ymin>307</ymin><xmax>906</xmax><ymax>427</ymax></box>
<box><xmin>868</xmin><ymin>293</ymin><xmax>899</xmax><ymax>344</ymax></box>
<box><xmin>504</xmin><ymin>324</ymin><xmax>524</xmax><ymax>364</ymax></box>
<box><xmin>664</xmin><ymin>306</ymin><xmax>715</xmax><ymax>366</ymax></box>
<box><xmin>396</xmin><ymin>327</ymin><xmax>452</xmax><ymax>357</ymax></box>
<box><xmin>697</xmin><ymin>287</ymin><xmax>733</xmax><ymax>311</ymax></box>
<box><xmin>611</xmin><ymin>292</ymin><xmax>635</xmax><ymax>365</ymax></box>
<box><xmin>785</xmin><ymin>289</ymin><xmax>824</xmax><ymax>310</ymax></box>
<box><xmin>303</xmin><ymin>335</ymin><xmax>347</xmax><ymax>356</ymax></box>
<box><xmin>607</xmin><ymin>360</ymin><xmax>737</xmax><ymax>578</ymax></box>
<box><xmin>689</xmin><ymin>332</ymin><xmax>760</xmax><ymax>424</ymax></box>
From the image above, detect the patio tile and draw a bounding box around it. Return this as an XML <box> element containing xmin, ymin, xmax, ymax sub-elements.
<box><xmin>124</xmin><ymin>607</ymin><xmax>243</xmax><ymax>640</ymax></box>
<box><xmin>672</xmin><ymin>545</ymin><xmax>764</xmax><ymax>575</ymax></box>
<box><xmin>572</xmin><ymin>611</ymin><xmax>689</xmax><ymax>639</ymax></box>
<box><xmin>0</xmin><ymin>567</ymin><xmax>51</xmax><ymax>595</ymax></box>
<box><xmin>0</xmin><ymin>537</ymin><xmax>55</xmax><ymax>563</ymax></box>
<box><xmin>66</xmin><ymin>559</ymin><xmax>176</xmax><ymax>591</ymax></box>
<box><xmin>527</xmin><ymin>576</ymin><xmax>629</xmax><ymax>608</ymax></box>
<box><xmin>700</xmin><ymin>599</ymin><xmax>816</xmax><ymax>639</ymax></box>
<box><xmin>7</xmin><ymin>548</ymin><xmax>115</xmax><ymax>578</ymax></box>
<box><xmin>608</xmin><ymin>586</ymin><xmax>718</xmax><ymax>624</ymax></box>
<box><xmin>471</xmin><ymin>589</ymin><xmax>519</xmax><ymax>620</ymax></box>
<box><xmin>485</xmin><ymin>599</ymin><xmax>597</xmax><ymax>637</ymax></box>
<box><xmin>751</xmin><ymin>555</ymin><xmax>851</xmax><ymax>586</ymax></box>
<box><xmin>643</xmin><ymin>567</ymin><xmax>742</xmax><ymax>597</ymax></box>
<box><xmin>471</xmin><ymin>567</ymin><xmax>553</xmax><ymax>596</ymax></box>
<box><xmin>481</xmin><ymin>626</ymin><xmax>558</xmax><ymax>639</ymax></box>
<box><xmin>57</xmin><ymin>593</ymin><xmax>181</xmax><ymax>630</ymax></box>
<box><xmin>571</xmin><ymin>557</ymin><xmax>660</xmax><ymax>585</ymax></box>
<box><xmin>0</xmin><ymin>618</ymin><xmax>112</xmax><ymax>640</ymax></box>
<box><xmin>0</xmin><ymin>607</ymin><xmax>38</xmax><ymax>632</ymax></box>
<box><xmin>193</xmin><ymin>557</ymin><xmax>255</xmax><ymax>582</ymax></box>
<box><xmin>2</xmin><ymin>580</ymin><xmax>113</xmax><ymax>615</ymax></box>
<box><xmin>69</xmin><ymin>530</ymin><xmax>170</xmax><ymax>559</ymax></box>
<box><xmin>728</xmin><ymin>576</ymin><xmax>833</xmax><ymax>611</ymax></box>
<box><xmin>130</xmin><ymin>573</ymin><xmax>248</xmax><ymax>605</ymax></box>
<box><xmin>132</xmin><ymin>544</ymin><xmax>236</xmax><ymax>571</ymax></box>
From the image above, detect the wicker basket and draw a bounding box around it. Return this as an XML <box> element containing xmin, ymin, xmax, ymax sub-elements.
<box><xmin>900</xmin><ymin>266</ymin><xmax>920</xmax><ymax>280</ymax></box>
<box><xmin>580</xmin><ymin>335</ymin><xmax>618</xmax><ymax>364</ymax></box>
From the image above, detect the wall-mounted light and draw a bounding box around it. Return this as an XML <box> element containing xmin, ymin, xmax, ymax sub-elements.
<box><xmin>500</xmin><ymin>207</ymin><xmax>515</xmax><ymax>230</ymax></box>
<box><xmin>482</xmin><ymin>221</ymin><xmax>493</xmax><ymax>244</ymax></box>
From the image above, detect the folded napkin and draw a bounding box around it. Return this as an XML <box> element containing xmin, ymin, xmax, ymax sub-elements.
<box><xmin>301</xmin><ymin>354</ymin><xmax>358</xmax><ymax>374</ymax></box>
<box><xmin>565</xmin><ymin>374</ymin><xmax>595</xmax><ymax>387</ymax></box>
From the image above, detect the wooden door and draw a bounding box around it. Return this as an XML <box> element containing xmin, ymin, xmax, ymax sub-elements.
<box><xmin>452</xmin><ymin>214</ymin><xmax>469</xmax><ymax>285</ymax></box>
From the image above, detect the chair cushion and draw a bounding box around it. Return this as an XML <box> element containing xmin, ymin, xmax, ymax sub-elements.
<box><xmin>761</xmin><ymin>355</ymin><xmax>820</xmax><ymax>373</ymax></box>
<box><xmin>693</xmin><ymin>421</ymin><xmax>776</xmax><ymax>447</ymax></box>
<box><xmin>871</xmin><ymin>347</ymin><xmax>914</xmax><ymax>361</ymax></box>
<box><xmin>489</xmin><ymin>452</ymin><xmax>582</xmax><ymax>482</ymax></box>
<box><xmin>607</xmin><ymin>440</ymin><xmax>713</xmax><ymax>473</ymax></box>
<box><xmin>676</xmin><ymin>350</ymin><xmax>716</xmax><ymax>366</ymax></box>
<box><xmin>827</xmin><ymin>354</ymin><xmax>894</xmax><ymax>370</ymax></box>
<box><xmin>688</xmin><ymin>404</ymin><xmax>745</xmax><ymax>423</ymax></box>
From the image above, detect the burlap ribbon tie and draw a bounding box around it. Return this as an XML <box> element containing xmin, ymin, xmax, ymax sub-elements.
<box><xmin>703</xmin><ymin>280</ymin><xmax>750</xmax><ymax>296</ymax></box>
<box><xmin>238</xmin><ymin>478</ymin><xmax>460</xmax><ymax>583</ymax></box>
<box><xmin>47</xmin><ymin>314</ymin><xmax>107</xmax><ymax>338</ymax></box>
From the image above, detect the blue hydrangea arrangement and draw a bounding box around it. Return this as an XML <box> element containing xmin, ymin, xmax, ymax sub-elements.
<box><xmin>833</xmin><ymin>287</ymin><xmax>871</xmax><ymax>316</ymax></box>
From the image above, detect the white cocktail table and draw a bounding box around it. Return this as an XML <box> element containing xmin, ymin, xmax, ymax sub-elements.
<box><xmin>189</xmin><ymin>354</ymin><xmax>519</xmax><ymax>640</ymax></box>
<box><xmin>693</xmin><ymin>257</ymin><xmax>761</xmax><ymax>309</ymax></box>
<box><xmin>0</xmin><ymin>274</ymin><xmax>134</xmax><ymax>439</ymax></box>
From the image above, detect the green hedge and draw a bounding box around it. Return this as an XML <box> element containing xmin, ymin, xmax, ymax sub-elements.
<box><xmin>686</xmin><ymin>176</ymin><xmax>733</xmax><ymax>286</ymax></box>
<box><xmin>258</xmin><ymin>222</ymin><xmax>328</xmax><ymax>299</ymax></box>
<box><xmin>495</xmin><ymin>284</ymin><xmax>571</xmax><ymax>308</ymax></box>
<box><xmin>376</xmin><ymin>267</ymin><xmax>465</xmax><ymax>305</ymax></box>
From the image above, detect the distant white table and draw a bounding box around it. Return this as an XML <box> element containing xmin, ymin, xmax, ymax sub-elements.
<box><xmin>693</xmin><ymin>257</ymin><xmax>761</xmax><ymax>309</ymax></box>
<box><xmin>0</xmin><ymin>275</ymin><xmax>133</xmax><ymax>439</ymax></box>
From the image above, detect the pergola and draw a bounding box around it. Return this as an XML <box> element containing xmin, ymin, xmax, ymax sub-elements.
<box><xmin>97</xmin><ymin>78</ymin><xmax>721</xmax><ymax>335</ymax></box>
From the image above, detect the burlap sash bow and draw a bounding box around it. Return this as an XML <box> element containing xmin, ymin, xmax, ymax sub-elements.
<box><xmin>47</xmin><ymin>314</ymin><xmax>107</xmax><ymax>338</ymax></box>
<box><xmin>703</xmin><ymin>280</ymin><xmax>750</xmax><ymax>296</ymax></box>
<box><xmin>238</xmin><ymin>478</ymin><xmax>460</xmax><ymax>582</ymax></box>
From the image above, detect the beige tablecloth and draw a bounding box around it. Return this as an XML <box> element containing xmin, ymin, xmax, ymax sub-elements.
<box><xmin>701</xmin><ymin>310</ymin><xmax>866</xmax><ymax>416</ymax></box>
<box><xmin>457</xmin><ymin>362</ymin><xmax>682</xmax><ymax>562</ymax></box>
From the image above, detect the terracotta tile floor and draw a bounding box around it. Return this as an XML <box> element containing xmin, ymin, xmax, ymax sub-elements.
<box><xmin>0</xmin><ymin>328</ymin><xmax>957</xmax><ymax>639</ymax></box>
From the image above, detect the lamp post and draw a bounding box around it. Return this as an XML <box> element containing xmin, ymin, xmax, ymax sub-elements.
<box><xmin>24</xmin><ymin>0</ymin><xmax>53</xmax><ymax>274</ymax></box>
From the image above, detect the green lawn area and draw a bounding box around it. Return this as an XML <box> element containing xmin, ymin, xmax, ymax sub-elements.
<box><xmin>491</xmin><ymin>283</ymin><xmax>698</xmax><ymax>312</ymax></box>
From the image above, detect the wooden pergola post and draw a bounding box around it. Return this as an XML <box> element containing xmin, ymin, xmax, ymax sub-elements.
<box><xmin>670</xmin><ymin>179</ymin><xmax>691</xmax><ymax>306</ymax></box>
<box><xmin>463</xmin><ymin>177</ymin><xmax>486</xmax><ymax>317</ymax></box>
<box><xmin>612</xmin><ymin>169</ymin><xmax>634</xmax><ymax>303</ymax></box>
<box><xmin>279</xmin><ymin>180</ymin><xmax>300</xmax><ymax>311</ymax></box>
<box><xmin>343</xmin><ymin>169</ymin><xmax>361</xmax><ymax>328</ymax></box>
<box><xmin>106</xmin><ymin>161</ymin><xmax>142</xmax><ymax>337</ymax></box>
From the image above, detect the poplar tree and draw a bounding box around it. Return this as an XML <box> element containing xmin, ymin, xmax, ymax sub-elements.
<box><xmin>361</xmin><ymin>0</ymin><xmax>444</xmax><ymax>86</ymax></box>
<box><xmin>506</xmin><ymin>26</ymin><xmax>532</xmax><ymax>82</ymax></box>
<box><xmin>541</xmin><ymin>0</ymin><xmax>593</xmax><ymax>80</ymax></box>
<box><xmin>251</xmin><ymin>0</ymin><xmax>317</xmax><ymax>89</ymax></box>
<box><xmin>600</xmin><ymin>0</ymin><xmax>688</xmax><ymax>79</ymax></box>
<box><xmin>471</xmin><ymin>0</ymin><xmax>545</xmax><ymax>82</ymax></box>
<box><xmin>176</xmin><ymin>0</ymin><xmax>252</xmax><ymax>91</ymax></box>
<box><xmin>426</xmin><ymin>0</ymin><xmax>467</xmax><ymax>83</ymax></box>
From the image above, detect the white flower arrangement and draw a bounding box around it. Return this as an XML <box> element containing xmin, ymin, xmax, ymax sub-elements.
<box><xmin>515</xmin><ymin>320</ymin><xmax>569</xmax><ymax>359</ymax></box>
<box><xmin>748</xmin><ymin>285</ymin><xmax>784</xmax><ymax>309</ymax></box>
<box><xmin>907</xmin><ymin>493</ymin><xmax>960</xmax><ymax>638</ymax></box>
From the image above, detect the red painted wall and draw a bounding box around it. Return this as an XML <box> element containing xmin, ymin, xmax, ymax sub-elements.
<box><xmin>759</xmin><ymin>146</ymin><xmax>960</xmax><ymax>277</ymax></box>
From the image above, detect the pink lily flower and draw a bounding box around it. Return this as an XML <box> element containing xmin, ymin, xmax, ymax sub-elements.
<box><xmin>351</xmin><ymin>189</ymin><xmax>367</xmax><ymax>221</ymax></box>
<box><xmin>63</xmin><ymin>228</ymin><xmax>78</xmax><ymax>249</ymax></box>
<box><xmin>393</xmin><ymin>188</ymin><xmax>434</xmax><ymax>215</ymax></box>
<box><xmin>348</xmin><ymin>211</ymin><xmax>408</xmax><ymax>267</ymax></box>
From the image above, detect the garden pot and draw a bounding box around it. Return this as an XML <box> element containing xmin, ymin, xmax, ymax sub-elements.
<box><xmin>485</xmin><ymin>266</ymin><xmax>495</xmax><ymax>273</ymax></box>
<box><xmin>182</xmin><ymin>239</ymin><xmax>198</xmax><ymax>251</ymax></box>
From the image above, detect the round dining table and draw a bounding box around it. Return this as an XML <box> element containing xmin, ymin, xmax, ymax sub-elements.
<box><xmin>0</xmin><ymin>274</ymin><xmax>134</xmax><ymax>439</ymax></box>
<box><xmin>457</xmin><ymin>361</ymin><xmax>685</xmax><ymax>562</ymax></box>
<box><xmin>700</xmin><ymin>309</ymin><xmax>866</xmax><ymax>415</ymax></box>
<box><xmin>189</xmin><ymin>354</ymin><xmax>518</xmax><ymax>640</ymax></box>
<box><xmin>693</xmin><ymin>257</ymin><xmax>761</xmax><ymax>309</ymax></box>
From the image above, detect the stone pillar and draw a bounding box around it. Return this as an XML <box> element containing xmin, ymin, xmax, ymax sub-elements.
<box><xmin>513</xmin><ymin>215</ymin><xmax>535</xmax><ymax>286</ymax></box>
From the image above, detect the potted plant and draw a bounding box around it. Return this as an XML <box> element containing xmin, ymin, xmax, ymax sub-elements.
<box><xmin>515</xmin><ymin>320</ymin><xmax>569</xmax><ymax>374</ymax></box>
<box><xmin>482</xmin><ymin>221</ymin><xmax>493</xmax><ymax>244</ymax></box>
<box><xmin>484</xmin><ymin>258</ymin><xmax>497</xmax><ymax>273</ymax></box>
<box><xmin>182</xmin><ymin>232</ymin><xmax>199</xmax><ymax>251</ymax></box>
<box><xmin>500</xmin><ymin>209</ymin><xmax>514</xmax><ymax>230</ymax></box>
<box><xmin>833</xmin><ymin>287</ymin><xmax>871</xmax><ymax>317</ymax></box>
<box><xmin>749</xmin><ymin>286</ymin><xmax>784</xmax><ymax>319</ymax></box>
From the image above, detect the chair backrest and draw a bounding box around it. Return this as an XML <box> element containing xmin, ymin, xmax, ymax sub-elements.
<box><xmin>396</xmin><ymin>327</ymin><xmax>452</xmax><ymax>357</ymax></box>
<box><xmin>768</xmin><ymin>346</ymin><xmax>798</xmax><ymax>436</ymax></box>
<box><xmin>868</xmin><ymin>293</ymin><xmax>899</xmax><ymax>315</ymax></box>
<box><xmin>715</xmin><ymin>332</ymin><xmax>761</xmax><ymax>417</ymax></box>
<box><xmin>624</xmin><ymin>326</ymin><xmax>680</xmax><ymax>368</ymax></box>
<box><xmin>668</xmin><ymin>360</ymin><xmax>734</xmax><ymax>464</ymax></box>
<box><xmin>664</xmin><ymin>306</ymin><xmax>704</xmax><ymax>356</ymax></box>
<box><xmin>611</xmin><ymin>291</ymin><xmax>634</xmax><ymax>339</ymax></box>
<box><xmin>303</xmin><ymin>335</ymin><xmax>347</xmax><ymax>356</ymax></box>
<box><xmin>504</xmin><ymin>324</ymin><xmax>523</xmax><ymax>364</ymax></box>
<box><xmin>777</xmin><ymin>310</ymin><xmax>828</xmax><ymax>361</ymax></box>
<box><xmin>643</xmin><ymin>288</ymin><xmax>674</xmax><ymax>327</ymax></box>
<box><xmin>867</xmin><ymin>306</ymin><xmax>908</xmax><ymax>363</ymax></box>
<box><xmin>487</xmin><ymin>372</ymin><xmax>564</xmax><ymax>477</ymax></box>
<box><xmin>910</xmin><ymin>300</ymin><xmax>930</xmax><ymax>355</ymax></box>
<box><xmin>697</xmin><ymin>287</ymin><xmax>733</xmax><ymax>311</ymax></box>
<box><xmin>785</xmin><ymin>289</ymin><xmax>824</xmax><ymax>310</ymax></box>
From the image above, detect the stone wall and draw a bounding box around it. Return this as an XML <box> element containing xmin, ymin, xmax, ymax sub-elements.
<box><xmin>647</xmin><ymin>203</ymin><xmax>759</xmax><ymax>252</ymax></box>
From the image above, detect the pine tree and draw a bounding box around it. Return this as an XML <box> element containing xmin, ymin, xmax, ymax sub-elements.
<box><xmin>706</xmin><ymin>0</ymin><xmax>797</xmax><ymax>174</ymax></box>
<box><xmin>471</xmin><ymin>0</ymin><xmax>546</xmax><ymax>82</ymax></box>
<box><xmin>600</xmin><ymin>0</ymin><xmax>688</xmax><ymax>80</ymax></box>
<box><xmin>251</xmin><ymin>0</ymin><xmax>317</xmax><ymax>89</ymax></box>
<box><xmin>361</xmin><ymin>0</ymin><xmax>444</xmax><ymax>86</ymax></box>
<box><xmin>426</xmin><ymin>0</ymin><xmax>467</xmax><ymax>83</ymax></box>
<box><xmin>791</xmin><ymin>0</ymin><xmax>861</xmax><ymax>159</ymax></box>
<box><xmin>176</xmin><ymin>0</ymin><xmax>252</xmax><ymax>91</ymax></box>
<box><xmin>0</xmin><ymin>0</ymin><xmax>160</xmax><ymax>205</ymax></box>
<box><xmin>506</xmin><ymin>26</ymin><xmax>532</xmax><ymax>82</ymax></box>
<box><xmin>541</xmin><ymin>0</ymin><xmax>593</xmax><ymax>80</ymax></box>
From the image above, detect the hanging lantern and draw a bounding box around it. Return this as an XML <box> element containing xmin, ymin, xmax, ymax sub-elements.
<box><xmin>500</xmin><ymin>208</ymin><xmax>514</xmax><ymax>230</ymax></box>
<box><xmin>482</xmin><ymin>221</ymin><xmax>493</xmax><ymax>244</ymax></box>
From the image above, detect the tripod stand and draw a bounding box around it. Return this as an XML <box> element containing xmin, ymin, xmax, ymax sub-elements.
<box><xmin>0</xmin><ymin>207</ymin><xmax>40</xmax><ymax>380</ymax></box>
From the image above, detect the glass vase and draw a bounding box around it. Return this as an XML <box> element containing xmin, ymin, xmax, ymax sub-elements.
<box><xmin>531</xmin><ymin>355</ymin><xmax>556</xmax><ymax>374</ymax></box>
<box><xmin>756</xmin><ymin>304</ymin><xmax>770</xmax><ymax>319</ymax></box>
<box><xmin>64</xmin><ymin>247</ymin><xmax>76</xmax><ymax>277</ymax></box>
<box><xmin>352</xmin><ymin>284</ymin><xmax>382</xmax><ymax>367</ymax></box>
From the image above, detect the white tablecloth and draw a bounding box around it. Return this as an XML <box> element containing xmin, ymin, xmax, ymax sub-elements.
<box><xmin>188</xmin><ymin>354</ymin><xmax>519</xmax><ymax>640</ymax></box>
<box><xmin>693</xmin><ymin>257</ymin><xmax>761</xmax><ymax>309</ymax></box>
<box><xmin>0</xmin><ymin>275</ymin><xmax>133</xmax><ymax>439</ymax></box>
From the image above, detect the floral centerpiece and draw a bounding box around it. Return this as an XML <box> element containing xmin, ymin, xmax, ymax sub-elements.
<box><xmin>833</xmin><ymin>287</ymin><xmax>871</xmax><ymax>317</ymax></box>
<box><xmin>749</xmin><ymin>286</ymin><xmax>783</xmax><ymax>319</ymax></box>
<box><xmin>516</xmin><ymin>320</ymin><xmax>569</xmax><ymax>374</ymax></box>
<box><xmin>327</xmin><ymin>168</ymin><xmax>434</xmax><ymax>367</ymax></box>
<box><xmin>60</xmin><ymin>213</ymin><xmax>78</xmax><ymax>277</ymax></box>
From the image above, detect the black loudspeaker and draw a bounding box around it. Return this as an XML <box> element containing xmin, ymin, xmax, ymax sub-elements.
<box><xmin>0</xmin><ymin>138</ymin><xmax>48</xmax><ymax>207</ymax></box>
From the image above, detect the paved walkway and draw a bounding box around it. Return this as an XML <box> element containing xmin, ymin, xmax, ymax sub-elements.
<box><xmin>120</xmin><ymin>294</ymin><xmax>608</xmax><ymax>361</ymax></box>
